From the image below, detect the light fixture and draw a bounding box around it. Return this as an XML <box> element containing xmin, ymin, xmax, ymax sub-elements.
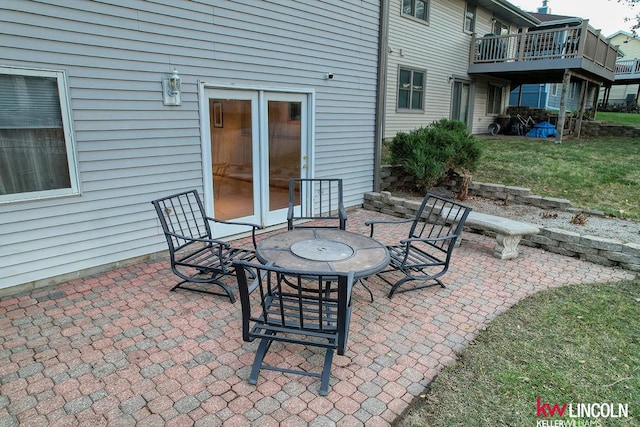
<box><xmin>162</xmin><ymin>68</ymin><xmax>181</xmax><ymax>106</ymax></box>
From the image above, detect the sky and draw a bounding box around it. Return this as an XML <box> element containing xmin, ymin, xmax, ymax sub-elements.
<box><xmin>508</xmin><ymin>0</ymin><xmax>638</xmax><ymax>36</ymax></box>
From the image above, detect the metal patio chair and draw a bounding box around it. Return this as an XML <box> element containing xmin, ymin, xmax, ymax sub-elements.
<box><xmin>233</xmin><ymin>260</ymin><xmax>355</xmax><ymax>396</ymax></box>
<box><xmin>151</xmin><ymin>189</ymin><xmax>260</xmax><ymax>303</ymax></box>
<box><xmin>366</xmin><ymin>193</ymin><xmax>472</xmax><ymax>298</ymax></box>
<box><xmin>286</xmin><ymin>178</ymin><xmax>375</xmax><ymax>301</ymax></box>
<box><xmin>287</xmin><ymin>178</ymin><xmax>347</xmax><ymax>230</ymax></box>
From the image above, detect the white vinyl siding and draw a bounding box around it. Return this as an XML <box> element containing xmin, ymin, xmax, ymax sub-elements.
<box><xmin>385</xmin><ymin>0</ymin><xmax>516</xmax><ymax>137</ymax></box>
<box><xmin>386</xmin><ymin>0</ymin><xmax>469</xmax><ymax>137</ymax></box>
<box><xmin>0</xmin><ymin>0</ymin><xmax>380</xmax><ymax>291</ymax></box>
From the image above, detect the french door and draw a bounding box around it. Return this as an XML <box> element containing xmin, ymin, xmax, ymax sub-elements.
<box><xmin>204</xmin><ymin>89</ymin><xmax>309</xmax><ymax>234</ymax></box>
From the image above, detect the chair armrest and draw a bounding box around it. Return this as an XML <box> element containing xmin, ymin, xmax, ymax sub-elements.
<box><xmin>164</xmin><ymin>231</ymin><xmax>231</xmax><ymax>248</ymax></box>
<box><xmin>400</xmin><ymin>234</ymin><xmax>458</xmax><ymax>245</ymax></box>
<box><xmin>206</xmin><ymin>216</ymin><xmax>262</xmax><ymax>248</ymax></box>
<box><xmin>365</xmin><ymin>218</ymin><xmax>414</xmax><ymax>238</ymax></box>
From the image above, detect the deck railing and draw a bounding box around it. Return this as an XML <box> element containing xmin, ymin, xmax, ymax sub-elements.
<box><xmin>470</xmin><ymin>21</ymin><xmax>618</xmax><ymax>73</ymax></box>
<box><xmin>615</xmin><ymin>58</ymin><xmax>640</xmax><ymax>75</ymax></box>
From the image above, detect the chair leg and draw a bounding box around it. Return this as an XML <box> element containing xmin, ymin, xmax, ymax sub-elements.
<box><xmin>319</xmin><ymin>347</ymin><xmax>335</xmax><ymax>396</ymax></box>
<box><xmin>171</xmin><ymin>279</ymin><xmax>236</xmax><ymax>303</ymax></box>
<box><xmin>388</xmin><ymin>276</ymin><xmax>413</xmax><ymax>298</ymax></box>
<box><xmin>249</xmin><ymin>336</ymin><xmax>274</xmax><ymax>385</ymax></box>
<box><xmin>388</xmin><ymin>276</ymin><xmax>445</xmax><ymax>298</ymax></box>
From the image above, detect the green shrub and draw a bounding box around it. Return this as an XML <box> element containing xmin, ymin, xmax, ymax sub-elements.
<box><xmin>390</xmin><ymin>119</ymin><xmax>481</xmax><ymax>190</ymax></box>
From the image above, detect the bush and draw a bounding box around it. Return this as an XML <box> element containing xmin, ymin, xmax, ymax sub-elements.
<box><xmin>390</xmin><ymin>119</ymin><xmax>481</xmax><ymax>190</ymax></box>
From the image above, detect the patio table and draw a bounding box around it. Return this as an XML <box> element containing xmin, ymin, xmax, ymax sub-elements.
<box><xmin>256</xmin><ymin>228</ymin><xmax>389</xmax><ymax>279</ymax></box>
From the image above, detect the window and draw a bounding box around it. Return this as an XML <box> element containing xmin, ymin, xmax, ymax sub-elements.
<box><xmin>397</xmin><ymin>67</ymin><xmax>425</xmax><ymax>111</ymax></box>
<box><xmin>402</xmin><ymin>0</ymin><xmax>429</xmax><ymax>22</ymax></box>
<box><xmin>550</xmin><ymin>83</ymin><xmax>558</xmax><ymax>97</ymax></box>
<box><xmin>493</xmin><ymin>19</ymin><xmax>509</xmax><ymax>36</ymax></box>
<box><xmin>464</xmin><ymin>3</ymin><xmax>476</xmax><ymax>33</ymax></box>
<box><xmin>0</xmin><ymin>68</ymin><xmax>78</xmax><ymax>202</ymax></box>
<box><xmin>487</xmin><ymin>83</ymin><xmax>504</xmax><ymax>114</ymax></box>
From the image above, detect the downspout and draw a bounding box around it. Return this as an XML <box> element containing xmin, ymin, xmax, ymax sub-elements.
<box><xmin>374</xmin><ymin>0</ymin><xmax>389</xmax><ymax>192</ymax></box>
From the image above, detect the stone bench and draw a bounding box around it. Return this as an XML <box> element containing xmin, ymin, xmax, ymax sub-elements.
<box><xmin>463</xmin><ymin>212</ymin><xmax>540</xmax><ymax>259</ymax></box>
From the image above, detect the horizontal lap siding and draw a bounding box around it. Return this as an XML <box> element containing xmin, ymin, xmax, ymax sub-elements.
<box><xmin>385</xmin><ymin>0</ymin><xmax>509</xmax><ymax>138</ymax></box>
<box><xmin>0</xmin><ymin>0</ymin><xmax>380</xmax><ymax>289</ymax></box>
<box><xmin>385</xmin><ymin>0</ymin><xmax>469</xmax><ymax>138</ymax></box>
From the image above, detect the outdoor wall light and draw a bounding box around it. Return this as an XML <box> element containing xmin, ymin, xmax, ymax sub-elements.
<box><xmin>162</xmin><ymin>69</ymin><xmax>182</xmax><ymax>106</ymax></box>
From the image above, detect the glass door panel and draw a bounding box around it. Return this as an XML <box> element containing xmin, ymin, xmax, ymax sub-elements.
<box><xmin>268</xmin><ymin>100</ymin><xmax>302</xmax><ymax>212</ymax></box>
<box><xmin>210</xmin><ymin>97</ymin><xmax>256</xmax><ymax>221</ymax></box>
<box><xmin>263</xmin><ymin>92</ymin><xmax>307</xmax><ymax>226</ymax></box>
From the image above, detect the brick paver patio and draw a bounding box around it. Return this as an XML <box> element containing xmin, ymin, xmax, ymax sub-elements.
<box><xmin>0</xmin><ymin>208</ymin><xmax>635</xmax><ymax>426</ymax></box>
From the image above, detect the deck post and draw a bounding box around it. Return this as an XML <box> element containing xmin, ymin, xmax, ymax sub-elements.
<box><xmin>577</xmin><ymin>19</ymin><xmax>589</xmax><ymax>58</ymax></box>
<box><xmin>592</xmin><ymin>84</ymin><xmax>600</xmax><ymax>120</ymax></box>
<box><xmin>555</xmin><ymin>69</ymin><xmax>571</xmax><ymax>144</ymax></box>
<box><xmin>575</xmin><ymin>80</ymin><xmax>588</xmax><ymax>139</ymax></box>
<box><xmin>517</xmin><ymin>28</ymin><xmax>527</xmax><ymax>61</ymax></box>
<box><xmin>469</xmin><ymin>33</ymin><xmax>477</xmax><ymax>63</ymax></box>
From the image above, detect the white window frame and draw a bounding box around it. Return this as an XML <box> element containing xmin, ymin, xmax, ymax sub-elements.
<box><xmin>397</xmin><ymin>67</ymin><xmax>426</xmax><ymax>112</ymax></box>
<box><xmin>401</xmin><ymin>0</ymin><xmax>430</xmax><ymax>23</ymax></box>
<box><xmin>0</xmin><ymin>66</ymin><xmax>79</xmax><ymax>204</ymax></box>
<box><xmin>464</xmin><ymin>2</ymin><xmax>476</xmax><ymax>33</ymax></box>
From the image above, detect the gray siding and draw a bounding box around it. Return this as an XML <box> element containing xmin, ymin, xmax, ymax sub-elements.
<box><xmin>385</xmin><ymin>0</ymin><xmax>515</xmax><ymax>137</ymax></box>
<box><xmin>385</xmin><ymin>0</ymin><xmax>469</xmax><ymax>138</ymax></box>
<box><xmin>0</xmin><ymin>0</ymin><xmax>380</xmax><ymax>290</ymax></box>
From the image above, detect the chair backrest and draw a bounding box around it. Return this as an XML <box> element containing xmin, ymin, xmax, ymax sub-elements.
<box><xmin>234</xmin><ymin>260</ymin><xmax>354</xmax><ymax>353</ymax></box>
<box><xmin>409</xmin><ymin>193</ymin><xmax>472</xmax><ymax>256</ymax></box>
<box><xmin>151</xmin><ymin>190</ymin><xmax>211</xmax><ymax>254</ymax></box>
<box><xmin>287</xmin><ymin>178</ymin><xmax>347</xmax><ymax>230</ymax></box>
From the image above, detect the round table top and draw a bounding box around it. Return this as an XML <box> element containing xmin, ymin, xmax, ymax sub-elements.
<box><xmin>256</xmin><ymin>229</ymin><xmax>390</xmax><ymax>278</ymax></box>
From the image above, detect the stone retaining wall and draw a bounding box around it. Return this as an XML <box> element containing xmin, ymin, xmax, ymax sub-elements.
<box><xmin>363</xmin><ymin>191</ymin><xmax>640</xmax><ymax>272</ymax></box>
<box><xmin>580</xmin><ymin>121</ymin><xmax>640</xmax><ymax>138</ymax></box>
<box><xmin>380</xmin><ymin>166</ymin><xmax>591</xmax><ymax>212</ymax></box>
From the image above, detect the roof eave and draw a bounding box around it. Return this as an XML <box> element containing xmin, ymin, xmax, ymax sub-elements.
<box><xmin>473</xmin><ymin>0</ymin><xmax>540</xmax><ymax>27</ymax></box>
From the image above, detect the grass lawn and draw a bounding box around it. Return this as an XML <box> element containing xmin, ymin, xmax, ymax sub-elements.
<box><xmin>384</xmin><ymin>125</ymin><xmax>639</xmax><ymax>426</ymax></box>
<box><xmin>396</xmin><ymin>280</ymin><xmax>640</xmax><ymax>427</ymax></box>
<box><xmin>473</xmin><ymin>136</ymin><xmax>640</xmax><ymax>220</ymax></box>
<box><xmin>596</xmin><ymin>112</ymin><xmax>640</xmax><ymax>126</ymax></box>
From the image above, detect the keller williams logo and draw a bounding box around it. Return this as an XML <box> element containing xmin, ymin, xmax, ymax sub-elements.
<box><xmin>537</xmin><ymin>397</ymin><xmax>568</xmax><ymax>417</ymax></box>
<box><xmin>536</xmin><ymin>397</ymin><xmax>630</xmax><ymax>419</ymax></box>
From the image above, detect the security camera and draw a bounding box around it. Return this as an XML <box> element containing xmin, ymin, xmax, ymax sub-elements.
<box><xmin>325</xmin><ymin>73</ymin><xmax>334</xmax><ymax>80</ymax></box>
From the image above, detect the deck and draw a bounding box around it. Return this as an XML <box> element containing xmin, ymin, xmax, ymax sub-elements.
<box><xmin>613</xmin><ymin>58</ymin><xmax>640</xmax><ymax>84</ymax></box>
<box><xmin>468</xmin><ymin>22</ymin><xmax>618</xmax><ymax>85</ymax></box>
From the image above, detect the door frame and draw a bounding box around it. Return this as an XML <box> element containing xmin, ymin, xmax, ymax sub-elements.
<box><xmin>198</xmin><ymin>82</ymin><xmax>316</xmax><ymax>229</ymax></box>
<box><xmin>261</xmin><ymin>91</ymin><xmax>310</xmax><ymax>226</ymax></box>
